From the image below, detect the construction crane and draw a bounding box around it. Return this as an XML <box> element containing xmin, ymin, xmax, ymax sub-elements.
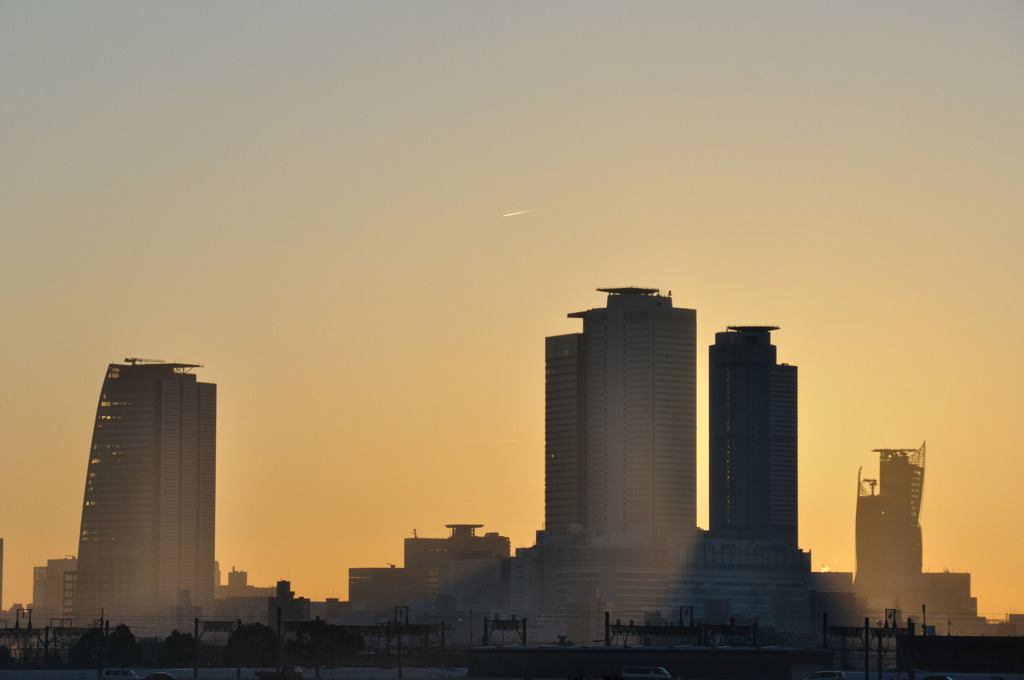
<box><xmin>123</xmin><ymin>357</ymin><xmax>164</xmax><ymax>365</ymax></box>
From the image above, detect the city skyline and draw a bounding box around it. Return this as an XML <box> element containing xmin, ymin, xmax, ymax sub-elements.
<box><xmin>2</xmin><ymin>3</ymin><xmax>1022</xmax><ymax>618</ymax></box>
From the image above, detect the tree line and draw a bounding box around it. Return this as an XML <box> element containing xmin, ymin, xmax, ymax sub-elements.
<box><xmin>0</xmin><ymin>620</ymin><xmax>364</xmax><ymax>669</ymax></box>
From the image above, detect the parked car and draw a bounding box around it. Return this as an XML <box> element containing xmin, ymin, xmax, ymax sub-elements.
<box><xmin>144</xmin><ymin>673</ymin><xmax>176</xmax><ymax>680</ymax></box>
<box><xmin>621</xmin><ymin>667</ymin><xmax>673</xmax><ymax>680</ymax></box>
<box><xmin>802</xmin><ymin>672</ymin><xmax>845</xmax><ymax>680</ymax></box>
<box><xmin>101</xmin><ymin>670</ymin><xmax>139</xmax><ymax>680</ymax></box>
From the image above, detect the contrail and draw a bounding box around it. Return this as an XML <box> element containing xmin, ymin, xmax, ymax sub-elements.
<box><xmin>502</xmin><ymin>209</ymin><xmax>533</xmax><ymax>217</ymax></box>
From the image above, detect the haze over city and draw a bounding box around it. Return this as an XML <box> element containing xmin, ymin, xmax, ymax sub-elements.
<box><xmin>1</xmin><ymin>1</ymin><xmax>1022</xmax><ymax>622</ymax></box>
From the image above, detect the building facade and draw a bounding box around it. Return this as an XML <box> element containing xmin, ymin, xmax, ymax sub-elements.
<box><xmin>853</xmin><ymin>443</ymin><xmax>984</xmax><ymax>631</ymax></box>
<box><xmin>518</xmin><ymin>288</ymin><xmax>704</xmax><ymax>642</ymax></box>
<box><xmin>544</xmin><ymin>334</ymin><xmax>587</xmax><ymax>535</ymax></box>
<box><xmin>32</xmin><ymin>556</ymin><xmax>78</xmax><ymax>619</ymax></box>
<box><xmin>347</xmin><ymin>524</ymin><xmax>511</xmax><ymax>621</ymax></box>
<box><xmin>545</xmin><ymin>288</ymin><xmax>697</xmax><ymax>546</ymax></box>
<box><xmin>515</xmin><ymin>300</ymin><xmax>822</xmax><ymax>642</ymax></box>
<box><xmin>709</xmin><ymin>326</ymin><xmax>798</xmax><ymax>545</ymax></box>
<box><xmin>72</xmin><ymin>360</ymin><xmax>216</xmax><ymax>622</ymax></box>
<box><xmin>855</xmin><ymin>443</ymin><xmax>925</xmax><ymax>596</ymax></box>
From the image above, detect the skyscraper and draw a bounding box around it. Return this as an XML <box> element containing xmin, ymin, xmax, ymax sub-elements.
<box><xmin>73</xmin><ymin>360</ymin><xmax>216</xmax><ymax>620</ymax></box>
<box><xmin>544</xmin><ymin>333</ymin><xmax>586</xmax><ymax>535</ymax></box>
<box><xmin>851</xmin><ymin>443</ymin><xmax>983</xmax><ymax>630</ymax></box>
<box><xmin>518</xmin><ymin>293</ymin><xmax>819</xmax><ymax>641</ymax></box>
<box><xmin>855</xmin><ymin>443</ymin><xmax>925</xmax><ymax>596</ymax></box>
<box><xmin>709</xmin><ymin>326</ymin><xmax>798</xmax><ymax>545</ymax></box>
<box><xmin>544</xmin><ymin>288</ymin><xmax>696</xmax><ymax>545</ymax></box>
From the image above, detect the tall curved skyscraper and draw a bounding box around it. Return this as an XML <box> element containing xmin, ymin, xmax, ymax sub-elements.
<box><xmin>73</xmin><ymin>360</ymin><xmax>216</xmax><ymax>621</ymax></box>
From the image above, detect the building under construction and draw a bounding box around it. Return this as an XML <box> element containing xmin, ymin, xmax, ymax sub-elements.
<box><xmin>855</xmin><ymin>443</ymin><xmax>926</xmax><ymax>597</ymax></box>
<box><xmin>854</xmin><ymin>442</ymin><xmax>984</xmax><ymax>632</ymax></box>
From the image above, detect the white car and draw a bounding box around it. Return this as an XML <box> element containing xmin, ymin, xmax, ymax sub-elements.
<box><xmin>803</xmin><ymin>672</ymin><xmax>845</xmax><ymax>680</ymax></box>
<box><xmin>621</xmin><ymin>667</ymin><xmax>672</xmax><ymax>680</ymax></box>
<box><xmin>101</xmin><ymin>670</ymin><xmax>140</xmax><ymax>680</ymax></box>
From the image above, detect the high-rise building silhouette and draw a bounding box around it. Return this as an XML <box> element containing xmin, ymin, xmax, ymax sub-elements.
<box><xmin>544</xmin><ymin>287</ymin><xmax>696</xmax><ymax>544</ymax></box>
<box><xmin>851</xmin><ymin>442</ymin><xmax>983</xmax><ymax>630</ymax></box>
<box><xmin>72</xmin><ymin>360</ymin><xmax>216</xmax><ymax>620</ymax></box>
<box><xmin>520</xmin><ymin>295</ymin><xmax>819</xmax><ymax>642</ymax></box>
<box><xmin>709</xmin><ymin>326</ymin><xmax>798</xmax><ymax>545</ymax></box>
<box><xmin>544</xmin><ymin>333</ymin><xmax>586</xmax><ymax>534</ymax></box>
<box><xmin>855</xmin><ymin>443</ymin><xmax>925</xmax><ymax>595</ymax></box>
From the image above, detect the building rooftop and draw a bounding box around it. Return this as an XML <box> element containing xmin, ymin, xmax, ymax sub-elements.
<box><xmin>726</xmin><ymin>325</ymin><xmax>780</xmax><ymax>333</ymax></box>
<box><xmin>114</xmin><ymin>359</ymin><xmax>204</xmax><ymax>374</ymax></box>
<box><xmin>597</xmin><ymin>287</ymin><xmax>661</xmax><ymax>296</ymax></box>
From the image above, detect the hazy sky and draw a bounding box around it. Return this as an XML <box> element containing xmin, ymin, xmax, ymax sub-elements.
<box><xmin>2</xmin><ymin>3</ymin><xmax>1022</xmax><ymax>621</ymax></box>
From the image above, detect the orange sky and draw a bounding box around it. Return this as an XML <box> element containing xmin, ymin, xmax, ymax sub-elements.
<box><xmin>1</xmin><ymin>3</ymin><xmax>1023</xmax><ymax>620</ymax></box>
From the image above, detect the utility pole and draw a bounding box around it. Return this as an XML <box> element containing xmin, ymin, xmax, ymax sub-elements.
<box><xmin>877</xmin><ymin>626</ymin><xmax>883</xmax><ymax>680</ymax></box>
<box><xmin>276</xmin><ymin>607</ymin><xmax>282</xmax><ymax>674</ymax></box>
<box><xmin>394</xmin><ymin>606</ymin><xmax>408</xmax><ymax>679</ymax></box>
<box><xmin>440</xmin><ymin>621</ymin><xmax>446</xmax><ymax>668</ymax></box>
<box><xmin>193</xmin><ymin>618</ymin><xmax>199</xmax><ymax>680</ymax></box>
<box><xmin>864</xmin><ymin>617</ymin><xmax>870</xmax><ymax>680</ymax></box>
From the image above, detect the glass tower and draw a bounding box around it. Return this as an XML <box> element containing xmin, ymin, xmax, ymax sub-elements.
<box><xmin>709</xmin><ymin>326</ymin><xmax>798</xmax><ymax>545</ymax></box>
<box><xmin>545</xmin><ymin>288</ymin><xmax>696</xmax><ymax>545</ymax></box>
<box><xmin>73</xmin><ymin>360</ymin><xmax>216</xmax><ymax>619</ymax></box>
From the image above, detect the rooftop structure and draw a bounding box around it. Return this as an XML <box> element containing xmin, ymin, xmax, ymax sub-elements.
<box><xmin>596</xmin><ymin>286</ymin><xmax>662</xmax><ymax>296</ymax></box>
<box><xmin>726</xmin><ymin>325</ymin><xmax>780</xmax><ymax>333</ymax></box>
